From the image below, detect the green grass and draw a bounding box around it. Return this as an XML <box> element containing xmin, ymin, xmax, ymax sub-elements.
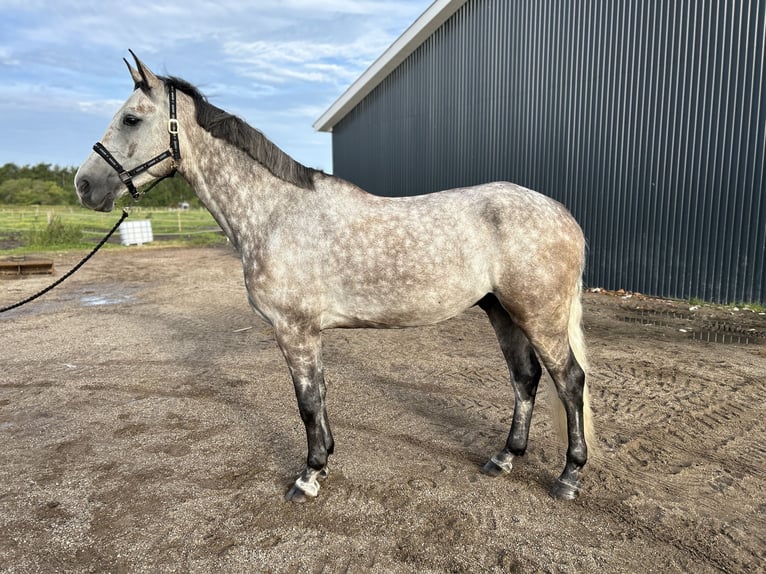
<box><xmin>26</xmin><ymin>216</ymin><xmax>83</xmax><ymax>248</ymax></box>
<box><xmin>0</xmin><ymin>205</ymin><xmax>227</xmax><ymax>254</ymax></box>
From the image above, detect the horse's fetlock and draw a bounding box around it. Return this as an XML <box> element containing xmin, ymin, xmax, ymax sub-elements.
<box><xmin>567</xmin><ymin>446</ymin><xmax>588</xmax><ymax>468</ymax></box>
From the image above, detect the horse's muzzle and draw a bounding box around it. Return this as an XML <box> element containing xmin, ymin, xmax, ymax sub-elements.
<box><xmin>75</xmin><ymin>177</ymin><xmax>114</xmax><ymax>212</ymax></box>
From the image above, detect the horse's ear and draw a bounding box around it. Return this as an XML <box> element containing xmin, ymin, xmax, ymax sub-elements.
<box><xmin>127</xmin><ymin>49</ymin><xmax>163</xmax><ymax>93</ymax></box>
<box><xmin>123</xmin><ymin>57</ymin><xmax>144</xmax><ymax>90</ymax></box>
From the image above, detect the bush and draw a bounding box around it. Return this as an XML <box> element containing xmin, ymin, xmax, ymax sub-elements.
<box><xmin>0</xmin><ymin>178</ymin><xmax>72</xmax><ymax>205</ymax></box>
<box><xmin>26</xmin><ymin>216</ymin><xmax>83</xmax><ymax>247</ymax></box>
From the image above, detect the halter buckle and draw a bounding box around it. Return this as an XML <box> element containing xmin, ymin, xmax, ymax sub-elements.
<box><xmin>168</xmin><ymin>118</ymin><xmax>179</xmax><ymax>135</ymax></box>
<box><xmin>118</xmin><ymin>170</ymin><xmax>133</xmax><ymax>186</ymax></box>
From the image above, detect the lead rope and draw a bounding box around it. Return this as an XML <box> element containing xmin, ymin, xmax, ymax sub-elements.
<box><xmin>0</xmin><ymin>209</ymin><xmax>130</xmax><ymax>314</ymax></box>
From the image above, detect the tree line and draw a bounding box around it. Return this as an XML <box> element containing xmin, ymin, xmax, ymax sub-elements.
<box><xmin>0</xmin><ymin>162</ymin><xmax>199</xmax><ymax>208</ymax></box>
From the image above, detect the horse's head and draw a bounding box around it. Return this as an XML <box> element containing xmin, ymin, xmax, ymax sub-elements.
<box><xmin>75</xmin><ymin>52</ymin><xmax>180</xmax><ymax>212</ymax></box>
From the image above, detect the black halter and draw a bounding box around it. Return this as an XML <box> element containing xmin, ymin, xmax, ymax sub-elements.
<box><xmin>92</xmin><ymin>84</ymin><xmax>181</xmax><ymax>200</ymax></box>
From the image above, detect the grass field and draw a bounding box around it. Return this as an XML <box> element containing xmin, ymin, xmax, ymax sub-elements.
<box><xmin>0</xmin><ymin>205</ymin><xmax>226</xmax><ymax>253</ymax></box>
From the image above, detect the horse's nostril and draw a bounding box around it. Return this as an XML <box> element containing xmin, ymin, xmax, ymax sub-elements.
<box><xmin>77</xmin><ymin>179</ymin><xmax>90</xmax><ymax>196</ymax></box>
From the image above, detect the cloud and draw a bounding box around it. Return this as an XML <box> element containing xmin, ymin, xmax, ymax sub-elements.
<box><xmin>76</xmin><ymin>99</ymin><xmax>126</xmax><ymax>117</ymax></box>
<box><xmin>0</xmin><ymin>79</ymin><xmax>123</xmax><ymax>119</ymax></box>
<box><xmin>0</xmin><ymin>0</ymin><xmax>433</xmax><ymax>168</ymax></box>
<box><xmin>222</xmin><ymin>27</ymin><xmax>395</xmax><ymax>86</ymax></box>
<box><xmin>1</xmin><ymin>0</ymin><xmax>425</xmax><ymax>85</ymax></box>
<box><xmin>0</xmin><ymin>46</ymin><xmax>20</xmax><ymax>66</ymax></box>
<box><xmin>6</xmin><ymin>0</ymin><xmax>418</xmax><ymax>53</ymax></box>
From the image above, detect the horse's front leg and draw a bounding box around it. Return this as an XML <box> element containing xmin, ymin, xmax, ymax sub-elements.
<box><xmin>276</xmin><ymin>326</ymin><xmax>334</xmax><ymax>502</ymax></box>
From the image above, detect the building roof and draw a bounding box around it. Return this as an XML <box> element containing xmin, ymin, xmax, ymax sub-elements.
<box><xmin>313</xmin><ymin>0</ymin><xmax>467</xmax><ymax>133</ymax></box>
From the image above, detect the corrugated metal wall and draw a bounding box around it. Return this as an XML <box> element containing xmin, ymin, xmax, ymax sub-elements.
<box><xmin>332</xmin><ymin>0</ymin><xmax>766</xmax><ymax>304</ymax></box>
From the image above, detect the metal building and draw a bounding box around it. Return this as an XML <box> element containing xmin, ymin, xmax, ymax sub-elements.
<box><xmin>315</xmin><ymin>0</ymin><xmax>765</xmax><ymax>305</ymax></box>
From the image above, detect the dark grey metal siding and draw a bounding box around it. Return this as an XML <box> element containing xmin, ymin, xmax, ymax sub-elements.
<box><xmin>332</xmin><ymin>0</ymin><xmax>766</xmax><ymax>305</ymax></box>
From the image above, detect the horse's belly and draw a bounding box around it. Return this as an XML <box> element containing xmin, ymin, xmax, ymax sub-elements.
<box><xmin>322</xmin><ymin>278</ymin><xmax>488</xmax><ymax>329</ymax></box>
<box><xmin>320</xmin><ymin>222</ymin><xmax>494</xmax><ymax>329</ymax></box>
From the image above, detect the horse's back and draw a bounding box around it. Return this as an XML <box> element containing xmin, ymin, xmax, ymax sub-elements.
<box><xmin>344</xmin><ymin>180</ymin><xmax>581</xmax><ymax>239</ymax></box>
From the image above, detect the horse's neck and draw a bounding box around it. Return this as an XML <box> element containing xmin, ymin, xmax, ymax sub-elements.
<box><xmin>179</xmin><ymin>127</ymin><xmax>296</xmax><ymax>249</ymax></box>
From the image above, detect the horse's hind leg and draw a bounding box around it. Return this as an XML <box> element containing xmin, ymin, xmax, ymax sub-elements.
<box><xmin>525</xmin><ymin>328</ymin><xmax>588</xmax><ymax>500</ymax></box>
<box><xmin>478</xmin><ymin>295</ymin><xmax>542</xmax><ymax>477</ymax></box>
<box><xmin>483</xmin><ymin>290</ymin><xmax>590</xmax><ymax>500</ymax></box>
<box><xmin>548</xmin><ymin>354</ymin><xmax>587</xmax><ymax>499</ymax></box>
<box><xmin>274</xmin><ymin>325</ymin><xmax>334</xmax><ymax>502</ymax></box>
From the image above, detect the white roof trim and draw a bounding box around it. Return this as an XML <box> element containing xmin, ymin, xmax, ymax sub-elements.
<box><xmin>313</xmin><ymin>0</ymin><xmax>468</xmax><ymax>132</ymax></box>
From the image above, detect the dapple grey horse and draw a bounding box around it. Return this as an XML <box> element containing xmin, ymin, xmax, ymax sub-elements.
<box><xmin>75</xmin><ymin>53</ymin><xmax>594</xmax><ymax>502</ymax></box>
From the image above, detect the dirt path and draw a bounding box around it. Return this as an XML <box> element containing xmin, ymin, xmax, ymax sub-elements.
<box><xmin>1</xmin><ymin>246</ymin><xmax>764</xmax><ymax>573</ymax></box>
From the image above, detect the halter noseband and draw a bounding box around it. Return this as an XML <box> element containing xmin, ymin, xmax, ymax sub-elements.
<box><xmin>92</xmin><ymin>84</ymin><xmax>181</xmax><ymax>200</ymax></box>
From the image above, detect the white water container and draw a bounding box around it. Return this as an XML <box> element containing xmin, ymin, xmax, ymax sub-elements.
<box><xmin>119</xmin><ymin>220</ymin><xmax>153</xmax><ymax>246</ymax></box>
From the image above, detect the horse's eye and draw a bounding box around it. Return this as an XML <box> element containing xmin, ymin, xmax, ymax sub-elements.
<box><xmin>122</xmin><ymin>114</ymin><xmax>141</xmax><ymax>127</ymax></box>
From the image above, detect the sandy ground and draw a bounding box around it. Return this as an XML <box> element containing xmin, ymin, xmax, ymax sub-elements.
<box><xmin>1</xmin><ymin>245</ymin><xmax>764</xmax><ymax>574</ymax></box>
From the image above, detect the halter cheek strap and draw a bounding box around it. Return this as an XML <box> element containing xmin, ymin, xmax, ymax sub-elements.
<box><xmin>92</xmin><ymin>84</ymin><xmax>181</xmax><ymax>200</ymax></box>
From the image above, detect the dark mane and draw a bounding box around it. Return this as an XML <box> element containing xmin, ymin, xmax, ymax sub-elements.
<box><xmin>161</xmin><ymin>76</ymin><xmax>317</xmax><ymax>190</ymax></box>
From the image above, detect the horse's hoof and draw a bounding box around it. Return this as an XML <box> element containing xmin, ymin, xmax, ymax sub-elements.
<box><xmin>481</xmin><ymin>459</ymin><xmax>508</xmax><ymax>477</ymax></box>
<box><xmin>481</xmin><ymin>454</ymin><xmax>513</xmax><ymax>477</ymax></box>
<box><xmin>284</xmin><ymin>470</ymin><xmax>322</xmax><ymax>502</ymax></box>
<box><xmin>284</xmin><ymin>484</ymin><xmax>310</xmax><ymax>503</ymax></box>
<box><xmin>550</xmin><ymin>478</ymin><xmax>582</xmax><ymax>500</ymax></box>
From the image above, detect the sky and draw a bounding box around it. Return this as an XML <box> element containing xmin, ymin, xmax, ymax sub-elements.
<box><xmin>0</xmin><ymin>0</ymin><xmax>434</xmax><ymax>173</ymax></box>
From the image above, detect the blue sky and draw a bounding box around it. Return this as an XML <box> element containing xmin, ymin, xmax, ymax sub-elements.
<box><xmin>0</xmin><ymin>0</ymin><xmax>433</xmax><ymax>173</ymax></box>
